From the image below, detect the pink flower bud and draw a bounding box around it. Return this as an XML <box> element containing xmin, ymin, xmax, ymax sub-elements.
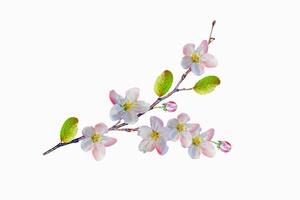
<box><xmin>218</xmin><ymin>141</ymin><xmax>231</xmax><ymax>153</ymax></box>
<box><xmin>163</xmin><ymin>101</ymin><xmax>177</xmax><ymax>112</ymax></box>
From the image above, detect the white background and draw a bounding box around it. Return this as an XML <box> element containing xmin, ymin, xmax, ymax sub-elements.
<box><xmin>0</xmin><ymin>0</ymin><xmax>299</xmax><ymax>199</ymax></box>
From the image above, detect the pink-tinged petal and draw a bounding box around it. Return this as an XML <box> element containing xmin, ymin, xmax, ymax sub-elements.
<box><xmin>200</xmin><ymin>128</ymin><xmax>214</xmax><ymax>141</ymax></box>
<box><xmin>81</xmin><ymin>138</ymin><xmax>93</xmax><ymax>152</ymax></box>
<box><xmin>191</xmin><ymin>62</ymin><xmax>205</xmax><ymax>76</ymax></box>
<box><xmin>125</xmin><ymin>87</ymin><xmax>140</xmax><ymax>102</ymax></box>
<box><xmin>138</xmin><ymin>126</ymin><xmax>152</xmax><ymax>139</ymax></box>
<box><xmin>188</xmin><ymin>146</ymin><xmax>201</xmax><ymax>159</ymax></box>
<box><xmin>156</xmin><ymin>140</ymin><xmax>169</xmax><ymax>155</ymax></box>
<box><xmin>95</xmin><ymin>123</ymin><xmax>108</xmax><ymax>135</ymax></box>
<box><xmin>109</xmin><ymin>90</ymin><xmax>124</xmax><ymax>105</ymax></box>
<box><xmin>196</xmin><ymin>40</ymin><xmax>208</xmax><ymax>55</ymax></box>
<box><xmin>110</xmin><ymin>104</ymin><xmax>124</xmax><ymax>121</ymax></box>
<box><xmin>187</xmin><ymin>123</ymin><xmax>201</xmax><ymax>133</ymax></box>
<box><xmin>180</xmin><ymin>132</ymin><xmax>192</xmax><ymax>148</ymax></box>
<box><xmin>177</xmin><ymin>113</ymin><xmax>190</xmax><ymax>123</ymax></box>
<box><xmin>123</xmin><ymin>111</ymin><xmax>138</xmax><ymax>124</ymax></box>
<box><xmin>82</xmin><ymin>126</ymin><xmax>95</xmax><ymax>137</ymax></box>
<box><xmin>132</xmin><ymin>101</ymin><xmax>150</xmax><ymax>113</ymax></box>
<box><xmin>139</xmin><ymin>139</ymin><xmax>155</xmax><ymax>153</ymax></box>
<box><xmin>201</xmin><ymin>53</ymin><xmax>217</xmax><ymax>68</ymax></box>
<box><xmin>181</xmin><ymin>56</ymin><xmax>193</xmax><ymax>69</ymax></box>
<box><xmin>183</xmin><ymin>43</ymin><xmax>195</xmax><ymax>56</ymax></box>
<box><xmin>167</xmin><ymin>118</ymin><xmax>179</xmax><ymax>129</ymax></box>
<box><xmin>190</xmin><ymin>128</ymin><xmax>200</xmax><ymax>138</ymax></box>
<box><xmin>200</xmin><ymin>141</ymin><xmax>216</xmax><ymax>157</ymax></box>
<box><xmin>92</xmin><ymin>144</ymin><xmax>105</xmax><ymax>161</ymax></box>
<box><xmin>150</xmin><ymin>116</ymin><xmax>164</xmax><ymax>131</ymax></box>
<box><xmin>102</xmin><ymin>136</ymin><xmax>117</xmax><ymax>147</ymax></box>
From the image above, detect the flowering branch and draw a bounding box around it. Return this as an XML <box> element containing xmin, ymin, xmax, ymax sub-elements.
<box><xmin>43</xmin><ymin>21</ymin><xmax>232</xmax><ymax>160</ymax></box>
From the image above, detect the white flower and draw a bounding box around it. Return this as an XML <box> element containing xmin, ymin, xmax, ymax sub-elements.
<box><xmin>181</xmin><ymin>40</ymin><xmax>217</xmax><ymax>75</ymax></box>
<box><xmin>138</xmin><ymin>116</ymin><xmax>176</xmax><ymax>155</ymax></box>
<box><xmin>109</xmin><ymin>88</ymin><xmax>150</xmax><ymax>124</ymax></box>
<box><xmin>167</xmin><ymin>113</ymin><xmax>200</xmax><ymax>148</ymax></box>
<box><xmin>188</xmin><ymin>128</ymin><xmax>216</xmax><ymax>159</ymax></box>
<box><xmin>81</xmin><ymin>123</ymin><xmax>117</xmax><ymax>161</ymax></box>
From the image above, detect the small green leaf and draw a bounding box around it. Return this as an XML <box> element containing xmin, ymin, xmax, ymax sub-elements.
<box><xmin>193</xmin><ymin>76</ymin><xmax>221</xmax><ymax>95</ymax></box>
<box><xmin>60</xmin><ymin>117</ymin><xmax>78</xmax><ymax>143</ymax></box>
<box><xmin>154</xmin><ymin>70</ymin><xmax>173</xmax><ymax>97</ymax></box>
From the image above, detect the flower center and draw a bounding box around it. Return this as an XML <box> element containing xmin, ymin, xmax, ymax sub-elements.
<box><xmin>151</xmin><ymin>131</ymin><xmax>160</xmax><ymax>141</ymax></box>
<box><xmin>192</xmin><ymin>136</ymin><xmax>202</xmax><ymax>146</ymax></box>
<box><xmin>176</xmin><ymin>123</ymin><xmax>186</xmax><ymax>133</ymax></box>
<box><xmin>191</xmin><ymin>53</ymin><xmax>200</xmax><ymax>63</ymax></box>
<box><xmin>91</xmin><ymin>134</ymin><xmax>102</xmax><ymax>143</ymax></box>
<box><xmin>123</xmin><ymin>101</ymin><xmax>133</xmax><ymax>111</ymax></box>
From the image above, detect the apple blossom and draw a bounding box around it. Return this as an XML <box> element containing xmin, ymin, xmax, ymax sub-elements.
<box><xmin>181</xmin><ymin>40</ymin><xmax>217</xmax><ymax>75</ymax></box>
<box><xmin>81</xmin><ymin>123</ymin><xmax>117</xmax><ymax>161</ymax></box>
<box><xmin>138</xmin><ymin>116</ymin><xmax>176</xmax><ymax>155</ymax></box>
<box><xmin>109</xmin><ymin>87</ymin><xmax>150</xmax><ymax>124</ymax></box>
<box><xmin>167</xmin><ymin>113</ymin><xmax>200</xmax><ymax>148</ymax></box>
<box><xmin>188</xmin><ymin>128</ymin><xmax>216</xmax><ymax>159</ymax></box>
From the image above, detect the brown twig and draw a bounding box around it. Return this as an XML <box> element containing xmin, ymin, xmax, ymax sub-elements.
<box><xmin>42</xmin><ymin>21</ymin><xmax>216</xmax><ymax>156</ymax></box>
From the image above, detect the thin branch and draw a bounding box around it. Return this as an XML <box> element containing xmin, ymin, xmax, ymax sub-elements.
<box><xmin>43</xmin><ymin>21</ymin><xmax>217</xmax><ymax>156</ymax></box>
<box><xmin>114</xmin><ymin>127</ymin><xmax>139</xmax><ymax>132</ymax></box>
<box><xmin>43</xmin><ymin>136</ymin><xmax>84</xmax><ymax>156</ymax></box>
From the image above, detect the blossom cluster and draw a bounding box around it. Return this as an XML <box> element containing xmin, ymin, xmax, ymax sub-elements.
<box><xmin>78</xmin><ymin>40</ymin><xmax>231</xmax><ymax>161</ymax></box>
<box><xmin>43</xmin><ymin>22</ymin><xmax>232</xmax><ymax>161</ymax></box>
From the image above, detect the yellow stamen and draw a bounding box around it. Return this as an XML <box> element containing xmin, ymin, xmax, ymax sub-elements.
<box><xmin>192</xmin><ymin>136</ymin><xmax>202</xmax><ymax>146</ymax></box>
<box><xmin>123</xmin><ymin>101</ymin><xmax>133</xmax><ymax>111</ymax></box>
<box><xmin>176</xmin><ymin>123</ymin><xmax>186</xmax><ymax>133</ymax></box>
<box><xmin>151</xmin><ymin>131</ymin><xmax>160</xmax><ymax>141</ymax></box>
<box><xmin>191</xmin><ymin>53</ymin><xmax>200</xmax><ymax>63</ymax></box>
<box><xmin>91</xmin><ymin>134</ymin><xmax>102</xmax><ymax>143</ymax></box>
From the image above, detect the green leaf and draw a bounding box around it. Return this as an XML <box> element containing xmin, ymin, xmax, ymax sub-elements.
<box><xmin>60</xmin><ymin>117</ymin><xmax>78</xmax><ymax>143</ymax></box>
<box><xmin>154</xmin><ymin>70</ymin><xmax>173</xmax><ymax>97</ymax></box>
<box><xmin>193</xmin><ymin>76</ymin><xmax>221</xmax><ymax>95</ymax></box>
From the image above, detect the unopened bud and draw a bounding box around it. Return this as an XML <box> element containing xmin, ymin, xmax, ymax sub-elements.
<box><xmin>218</xmin><ymin>141</ymin><xmax>231</xmax><ymax>153</ymax></box>
<box><xmin>163</xmin><ymin>101</ymin><xmax>177</xmax><ymax>112</ymax></box>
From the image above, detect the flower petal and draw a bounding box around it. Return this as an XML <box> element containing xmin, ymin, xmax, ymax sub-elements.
<box><xmin>123</xmin><ymin>111</ymin><xmax>138</xmax><ymax>124</ymax></box>
<box><xmin>138</xmin><ymin>126</ymin><xmax>152</xmax><ymax>139</ymax></box>
<box><xmin>167</xmin><ymin>118</ymin><xmax>179</xmax><ymax>129</ymax></box>
<box><xmin>201</xmin><ymin>53</ymin><xmax>217</xmax><ymax>68</ymax></box>
<box><xmin>150</xmin><ymin>116</ymin><xmax>164</xmax><ymax>131</ymax></box>
<box><xmin>200</xmin><ymin>128</ymin><xmax>214</xmax><ymax>141</ymax></box>
<box><xmin>187</xmin><ymin>123</ymin><xmax>201</xmax><ymax>133</ymax></box>
<box><xmin>191</xmin><ymin>62</ymin><xmax>204</xmax><ymax>76</ymax></box>
<box><xmin>159</xmin><ymin>127</ymin><xmax>177</xmax><ymax>141</ymax></box>
<box><xmin>95</xmin><ymin>123</ymin><xmax>108</xmax><ymax>135</ymax></box>
<box><xmin>139</xmin><ymin>139</ymin><xmax>155</xmax><ymax>153</ymax></box>
<box><xmin>132</xmin><ymin>101</ymin><xmax>150</xmax><ymax>113</ymax></box>
<box><xmin>180</xmin><ymin>132</ymin><xmax>192</xmax><ymax>148</ymax></box>
<box><xmin>156</xmin><ymin>140</ymin><xmax>169</xmax><ymax>155</ymax></box>
<box><xmin>177</xmin><ymin>113</ymin><xmax>190</xmax><ymax>123</ymax></box>
<box><xmin>102</xmin><ymin>136</ymin><xmax>117</xmax><ymax>147</ymax></box>
<box><xmin>196</xmin><ymin>40</ymin><xmax>208</xmax><ymax>55</ymax></box>
<box><xmin>183</xmin><ymin>43</ymin><xmax>195</xmax><ymax>56</ymax></box>
<box><xmin>109</xmin><ymin>90</ymin><xmax>124</xmax><ymax>105</ymax></box>
<box><xmin>200</xmin><ymin>141</ymin><xmax>216</xmax><ymax>157</ymax></box>
<box><xmin>188</xmin><ymin>146</ymin><xmax>201</xmax><ymax>159</ymax></box>
<box><xmin>125</xmin><ymin>87</ymin><xmax>140</xmax><ymax>102</ymax></box>
<box><xmin>181</xmin><ymin>56</ymin><xmax>193</xmax><ymax>69</ymax></box>
<box><xmin>110</xmin><ymin>104</ymin><xmax>124</xmax><ymax>121</ymax></box>
<box><xmin>92</xmin><ymin>144</ymin><xmax>105</xmax><ymax>161</ymax></box>
<box><xmin>81</xmin><ymin>138</ymin><xmax>93</xmax><ymax>151</ymax></box>
<box><xmin>82</xmin><ymin>126</ymin><xmax>95</xmax><ymax>137</ymax></box>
